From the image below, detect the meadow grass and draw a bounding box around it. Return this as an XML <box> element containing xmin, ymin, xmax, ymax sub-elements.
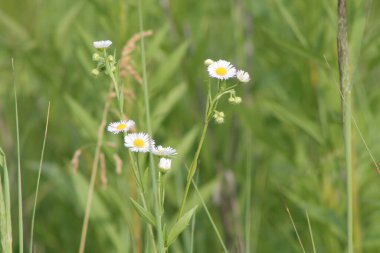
<box><xmin>1</xmin><ymin>0</ymin><xmax>380</xmax><ymax>252</ymax></box>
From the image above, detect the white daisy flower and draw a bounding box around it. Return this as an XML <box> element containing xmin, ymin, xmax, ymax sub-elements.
<box><xmin>236</xmin><ymin>70</ymin><xmax>250</xmax><ymax>83</ymax></box>
<box><xmin>152</xmin><ymin>145</ymin><xmax>177</xmax><ymax>157</ymax></box>
<box><xmin>93</xmin><ymin>40</ymin><xmax>112</xmax><ymax>49</ymax></box>
<box><xmin>107</xmin><ymin>120</ymin><xmax>135</xmax><ymax>134</ymax></box>
<box><xmin>124</xmin><ymin>133</ymin><xmax>155</xmax><ymax>153</ymax></box>
<box><xmin>159</xmin><ymin>158</ymin><xmax>172</xmax><ymax>173</ymax></box>
<box><xmin>207</xmin><ymin>60</ymin><xmax>236</xmax><ymax>80</ymax></box>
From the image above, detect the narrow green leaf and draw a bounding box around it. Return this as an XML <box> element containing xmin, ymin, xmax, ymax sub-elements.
<box><xmin>129</xmin><ymin>198</ymin><xmax>156</xmax><ymax>227</ymax></box>
<box><xmin>262</xmin><ymin>100</ymin><xmax>323</xmax><ymax>144</ymax></box>
<box><xmin>0</xmin><ymin>148</ymin><xmax>12</xmax><ymax>253</ymax></box>
<box><xmin>65</xmin><ymin>95</ymin><xmax>98</xmax><ymax>139</ymax></box>
<box><xmin>150</xmin><ymin>41</ymin><xmax>189</xmax><ymax>91</ymax></box>
<box><xmin>54</xmin><ymin>2</ymin><xmax>85</xmax><ymax>48</ymax></box>
<box><xmin>272</xmin><ymin>0</ymin><xmax>308</xmax><ymax>47</ymax></box>
<box><xmin>152</xmin><ymin>82</ymin><xmax>187</xmax><ymax>130</ymax></box>
<box><xmin>167</xmin><ymin>205</ymin><xmax>198</xmax><ymax>247</ymax></box>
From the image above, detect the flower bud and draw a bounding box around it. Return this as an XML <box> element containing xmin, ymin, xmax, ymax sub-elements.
<box><xmin>91</xmin><ymin>68</ymin><xmax>100</xmax><ymax>76</ymax></box>
<box><xmin>107</xmin><ymin>55</ymin><xmax>115</xmax><ymax>62</ymax></box>
<box><xmin>236</xmin><ymin>70</ymin><xmax>250</xmax><ymax>83</ymax></box>
<box><xmin>204</xmin><ymin>59</ymin><xmax>214</xmax><ymax>66</ymax></box>
<box><xmin>92</xmin><ymin>53</ymin><xmax>101</xmax><ymax>61</ymax></box>
<box><xmin>159</xmin><ymin>158</ymin><xmax>172</xmax><ymax>174</ymax></box>
<box><xmin>215</xmin><ymin>116</ymin><xmax>224</xmax><ymax>124</ymax></box>
<box><xmin>234</xmin><ymin>97</ymin><xmax>242</xmax><ymax>104</ymax></box>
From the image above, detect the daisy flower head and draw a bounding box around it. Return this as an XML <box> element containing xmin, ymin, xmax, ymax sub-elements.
<box><xmin>107</xmin><ymin>120</ymin><xmax>135</xmax><ymax>134</ymax></box>
<box><xmin>236</xmin><ymin>70</ymin><xmax>250</xmax><ymax>83</ymax></box>
<box><xmin>93</xmin><ymin>40</ymin><xmax>112</xmax><ymax>49</ymax></box>
<box><xmin>124</xmin><ymin>132</ymin><xmax>155</xmax><ymax>153</ymax></box>
<box><xmin>159</xmin><ymin>158</ymin><xmax>172</xmax><ymax>173</ymax></box>
<box><xmin>207</xmin><ymin>60</ymin><xmax>236</xmax><ymax>80</ymax></box>
<box><xmin>153</xmin><ymin>145</ymin><xmax>177</xmax><ymax>157</ymax></box>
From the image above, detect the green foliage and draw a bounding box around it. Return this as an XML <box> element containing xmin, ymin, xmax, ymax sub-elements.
<box><xmin>1</xmin><ymin>0</ymin><xmax>380</xmax><ymax>252</ymax></box>
<box><xmin>129</xmin><ymin>198</ymin><xmax>156</xmax><ymax>227</ymax></box>
<box><xmin>167</xmin><ymin>206</ymin><xmax>198</xmax><ymax>247</ymax></box>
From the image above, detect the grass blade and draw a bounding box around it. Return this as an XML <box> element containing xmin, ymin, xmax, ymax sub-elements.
<box><xmin>12</xmin><ymin>58</ymin><xmax>23</xmax><ymax>253</ymax></box>
<box><xmin>138</xmin><ymin>0</ymin><xmax>164</xmax><ymax>252</ymax></box>
<box><xmin>29</xmin><ymin>102</ymin><xmax>50</xmax><ymax>253</ymax></box>
<box><xmin>306</xmin><ymin>211</ymin><xmax>317</xmax><ymax>253</ymax></box>
<box><xmin>191</xmin><ymin>178</ymin><xmax>229</xmax><ymax>253</ymax></box>
<box><xmin>0</xmin><ymin>148</ymin><xmax>12</xmax><ymax>253</ymax></box>
<box><xmin>286</xmin><ymin>206</ymin><xmax>306</xmax><ymax>253</ymax></box>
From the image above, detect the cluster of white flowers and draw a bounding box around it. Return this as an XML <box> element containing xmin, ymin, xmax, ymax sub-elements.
<box><xmin>205</xmin><ymin>59</ymin><xmax>250</xmax><ymax>83</ymax></box>
<box><xmin>107</xmin><ymin>120</ymin><xmax>177</xmax><ymax>173</ymax></box>
<box><xmin>91</xmin><ymin>40</ymin><xmax>116</xmax><ymax>76</ymax></box>
<box><xmin>205</xmin><ymin>58</ymin><xmax>250</xmax><ymax>124</ymax></box>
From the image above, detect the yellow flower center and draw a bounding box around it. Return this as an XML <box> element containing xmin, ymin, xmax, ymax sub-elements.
<box><xmin>133</xmin><ymin>138</ymin><xmax>145</xmax><ymax>148</ymax></box>
<box><xmin>116</xmin><ymin>123</ymin><xmax>127</xmax><ymax>130</ymax></box>
<box><xmin>216</xmin><ymin>67</ymin><xmax>227</xmax><ymax>76</ymax></box>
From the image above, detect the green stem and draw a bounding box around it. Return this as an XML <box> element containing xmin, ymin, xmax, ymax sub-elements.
<box><xmin>138</xmin><ymin>0</ymin><xmax>164</xmax><ymax>251</ymax></box>
<box><xmin>0</xmin><ymin>148</ymin><xmax>12</xmax><ymax>253</ymax></box>
<box><xmin>191</xmin><ymin>177</ymin><xmax>229</xmax><ymax>253</ymax></box>
<box><xmin>78</xmin><ymin>86</ymin><xmax>111</xmax><ymax>253</ymax></box>
<box><xmin>109</xmin><ymin>47</ymin><xmax>157</xmax><ymax>253</ymax></box>
<box><xmin>177</xmin><ymin>118</ymin><xmax>209</xmax><ymax>219</ymax></box>
<box><xmin>12</xmin><ymin>59</ymin><xmax>23</xmax><ymax>253</ymax></box>
<box><xmin>128</xmin><ymin>152</ymin><xmax>157</xmax><ymax>253</ymax></box>
<box><xmin>29</xmin><ymin>102</ymin><xmax>50</xmax><ymax>253</ymax></box>
<box><xmin>337</xmin><ymin>0</ymin><xmax>353</xmax><ymax>252</ymax></box>
<box><xmin>109</xmin><ymin>72</ymin><xmax>123</xmax><ymax>116</ymax></box>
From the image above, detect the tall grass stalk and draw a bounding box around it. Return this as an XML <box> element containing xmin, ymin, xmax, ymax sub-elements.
<box><xmin>177</xmin><ymin>80</ymin><xmax>213</xmax><ymax>219</ymax></box>
<box><xmin>138</xmin><ymin>0</ymin><xmax>164</xmax><ymax>252</ymax></box>
<box><xmin>12</xmin><ymin>59</ymin><xmax>23</xmax><ymax>253</ymax></box>
<box><xmin>306</xmin><ymin>211</ymin><xmax>317</xmax><ymax>253</ymax></box>
<box><xmin>29</xmin><ymin>102</ymin><xmax>50</xmax><ymax>253</ymax></box>
<box><xmin>191</xmin><ymin>178</ymin><xmax>229</xmax><ymax>253</ymax></box>
<box><xmin>0</xmin><ymin>148</ymin><xmax>12</xmax><ymax>253</ymax></box>
<box><xmin>337</xmin><ymin>0</ymin><xmax>353</xmax><ymax>252</ymax></box>
<box><xmin>286</xmin><ymin>207</ymin><xmax>306</xmax><ymax>253</ymax></box>
<box><xmin>244</xmin><ymin>132</ymin><xmax>252</xmax><ymax>253</ymax></box>
<box><xmin>78</xmin><ymin>86</ymin><xmax>112</xmax><ymax>253</ymax></box>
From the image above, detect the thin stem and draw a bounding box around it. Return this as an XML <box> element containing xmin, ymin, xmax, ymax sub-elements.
<box><xmin>78</xmin><ymin>86</ymin><xmax>112</xmax><ymax>253</ymax></box>
<box><xmin>29</xmin><ymin>102</ymin><xmax>50</xmax><ymax>253</ymax></box>
<box><xmin>191</xmin><ymin>178</ymin><xmax>229</xmax><ymax>253</ymax></box>
<box><xmin>244</xmin><ymin>132</ymin><xmax>252</xmax><ymax>253</ymax></box>
<box><xmin>306</xmin><ymin>211</ymin><xmax>317</xmax><ymax>253</ymax></box>
<box><xmin>0</xmin><ymin>148</ymin><xmax>12</xmax><ymax>253</ymax></box>
<box><xmin>177</xmin><ymin>119</ymin><xmax>209</xmax><ymax>219</ymax></box>
<box><xmin>337</xmin><ymin>0</ymin><xmax>353</xmax><ymax>252</ymax></box>
<box><xmin>286</xmin><ymin>207</ymin><xmax>306</xmax><ymax>253</ymax></box>
<box><xmin>138</xmin><ymin>0</ymin><xmax>164</xmax><ymax>251</ymax></box>
<box><xmin>12</xmin><ymin>59</ymin><xmax>23</xmax><ymax>253</ymax></box>
<box><xmin>109</xmin><ymin>72</ymin><xmax>123</xmax><ymax>115</ymax></box>
<box><xmin>128</xmin><ymin>152</ymin><xmax>157</xmax><ymax>253</ymax></box>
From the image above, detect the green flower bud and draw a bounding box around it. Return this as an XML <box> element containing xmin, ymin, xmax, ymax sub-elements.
<box><xmin>107</xmin><ymin>55</ymin><xmax>115</xmax><ymax>62</ymax></box>
<box><xmin>92</xmin><ymin>53</ymin><xmax>101</xmax><ymax>61</ymax></box>
<box><xmin>215</xmin><ymin>116</ymin><xmax>224</xmax><ymax>124</ymax></box>
<box><xmin>204</xmin><ymin>59</ymin><xmax>214</xmax><ymax>66</ymax></box>
<box><xmin>91</xmin><ymin>68</ymin><xmax>100</xmax><ymax>76</ymax></box>
<box><xmin>234</xmin><ymin>97</ymin><xmax>242</xmax><ymax>104</ymax></box>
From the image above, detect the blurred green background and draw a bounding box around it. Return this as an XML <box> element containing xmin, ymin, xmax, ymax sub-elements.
<box><xmin>1</xmin><ymin>0</ymin><xmax>380</xmax><ymax>252</ymax></box>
